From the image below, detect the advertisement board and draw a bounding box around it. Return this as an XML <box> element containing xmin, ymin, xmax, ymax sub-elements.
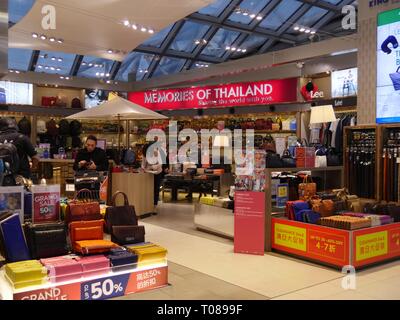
<box><xmin>129</xmin><ymin>78</ymin><xmax>298</xmax><ymax>111</ymax></box>
<box><xmin>0</xmin><ymin>81</ymin><xmax>33</xmax><ymax>105</ymax></box>
<box><xmin>376</xmin><ymin>8</ymin><xmax>400</xmax><ymax>124</ymax></box>
<box><xmin>331</xmin><ymin>68</ymin><xmax>358</xmax><ymax>98</ymax></box>
<box><xmin>31</xmin><ymin>185</ymin><xmax>60</xmax><ymax>224</ymax></box>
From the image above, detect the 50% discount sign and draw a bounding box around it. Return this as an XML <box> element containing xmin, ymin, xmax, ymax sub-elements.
<box><xmin>81</xmin><ymin>274</ymin><xmax>129</xmax><ymax>300</ymax></box>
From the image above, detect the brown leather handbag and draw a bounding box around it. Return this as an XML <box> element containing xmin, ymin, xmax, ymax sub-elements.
<box><xmin>104</xmin><ymin>191</ymin><xmax>138</xmax><ymax>234</ymax></box>
<box><xmin>299</xmin><ymin>175</ymin><xmax>317</xmax><ymax>201</ymax></box>
<box><xmin>65</xmin><ymin>189</ymin><xmax>102</xmax><ymax>224</ymax></box>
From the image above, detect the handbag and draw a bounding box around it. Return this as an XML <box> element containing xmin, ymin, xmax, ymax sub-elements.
<box><xmin>105</xmin><ymin>191</ymin><xmax>138</xmax><ymax>234</ymax></box>
<box><xmin>346</xmin><ymin>195</ymin><xmax>361</xmax><ymax>212</ymax></box>
<box><xmin>65</xmin><ymin>189</ymin><xmax>102</xmax><ymax>224</ymax></box>
<box><xmin>298</xmin><ymin>175</ymin><xmax>317</xmax><ymax>201</ymax></box>
<box><xmin>266</xmin><ymin>153</ymin><xmax>282</xmax><ymax>168</ymax></box>
<box><xmin>281</xmin><ymin>149</ymin><xmax>296</xmax><ymax>168</ymax></box>
<box><xmin>315</xmin><ymin>155</ymin><xmax>327</xmax><ymax>168</ymax></box>
<box><xmin>310</xmin><ymin>198</ymin><xmax>334</xmax><ymax>217</ymax></box>
<box><xmin>24</xmin><ymin>222</ymin><xmax>69</xmax><ymax>259</ymax></box>
<box><xmin>261</xmin><ymin>135</ymin><xmax>276</xmax><ymax>153</ymax></box>
<box><xmin>326</xmin><ymin>148</ymin><xmax>341</xmax><ymax>166</ymax></box>
<box><xmin>390</xmin><ymin>66</ymin><xmax>400</xmax><ymax>91</ymax></box>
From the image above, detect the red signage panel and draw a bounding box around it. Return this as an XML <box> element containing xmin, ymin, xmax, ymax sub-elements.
<box><xmin>128</xmin><ymin>78</ymin><xmax>298</xmax><ymax>111</ymax></box>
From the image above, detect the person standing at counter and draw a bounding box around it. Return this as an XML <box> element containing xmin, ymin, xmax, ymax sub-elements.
<box><xmin>142</xmin><ymin>143</ymin><xmax>163</xmax><ymax>206</ymax></box>
<box><xmin>73</xmin><ymin>135</ymin><xmax>108</xmax><ymax>172</ymax></box>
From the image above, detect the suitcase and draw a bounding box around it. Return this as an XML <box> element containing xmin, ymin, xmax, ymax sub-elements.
<box><xmin>41</xmin><ymin>256</ymin><xmax>83</xmax><ymax>283</ymax></box>
<box><xmin>25</xmin><ymin>222</ymin><xmax>69</xmax><ymax>259</ymax></box>
<box><xmin>69</xmin><ymin>220</ymin><xmax>119</xmax><ymax>255</ymax></box>
<box><xmin>107</xmin><ymin>248</ymin><xmax>138</xmax><ymax>272</ymax></box>
<box><xmin>0</xmin><ymin>213</ymin><xmax>31</xmax><ymax>262</ymax></box>
<box><xmin>4</xmin><ymin>260</ymin><xmax>47</xmax><ymax>289</ymax></box>
<box><xmin>111</xmin><ymin>225</ymin><xmax>145</xmax><ymax>245</ymax></box>
<box><xmin>125</xmin><ymin>243</ymin><xmax>167</xmax><ymax>267</ymax></box>
<box><xmin>75</xmin><ymin>255</ymin><xmax>110</xmax><ymax>278</ymax></box>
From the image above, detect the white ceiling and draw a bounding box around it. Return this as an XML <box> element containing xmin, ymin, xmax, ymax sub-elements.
<box><xmin>9</xmin><ymin>0</ymin><xmax>213</xmax><ymax>61</ymax></box>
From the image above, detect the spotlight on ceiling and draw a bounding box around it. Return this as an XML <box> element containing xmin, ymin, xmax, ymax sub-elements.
<box><xmin>294</xmin><ymin>26</ymin><xmax>300</xmax><ymax>31</ymax></box>
<box><xmin>49</xmin><ymin>37</ymin><xmax>56</xmax><ymax>42</ymax></box>
<box><xmin>107</xmin><ymin>49</ymin><xmax>113</xmax><ymax>54</ymax></box>
<box><xmin>32</xmin><ymin>33</ymin><xmax>38</xmax><ymax>38</ymax></box>
<box><xmin>123</xmin><ymin>20</ymin><xmax>130</xmax><ymax>26</ymax></box>
<box><xmin>256</xmin><ymin>16</ymin><xmax>263</xmax><ymax>20</ymax></box>
<box><xmin>57</xmin><ymin>39</ymin><xmax>64</xmax><ymax>44</ymax></box>
<box><xmin>132</xmin><ymin>24</ymin><xmax>138</xmax><ymax>30</ymax></box>
<box><xmin>148</xmin><ymin>28</ymin><xmax>154</xmax><ymax>34</ymax></box>
<box><xmin>40</xmin><ymin>35</ymin><xmax>47</xmax><ymax>40</ymax></box>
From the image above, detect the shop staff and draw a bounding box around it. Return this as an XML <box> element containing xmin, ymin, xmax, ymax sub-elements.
<box><xmin>73</xmin><ymin>135</ymin><xmax>108</xmax><ymax>172</ymax></box>
<box><xmin>142</xmin><ymin>143</ymin><xmax>163</xmax><ymax>206</ymax></box>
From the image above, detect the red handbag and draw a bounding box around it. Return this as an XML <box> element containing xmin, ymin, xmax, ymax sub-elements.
<box><xmin>65</xmin><ymin>189</ymin><xmax>102</xmax><ymax>224</ymax></box>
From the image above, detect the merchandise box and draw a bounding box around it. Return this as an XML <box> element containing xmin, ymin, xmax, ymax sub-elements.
<box><xmin>271</xmin><ymin>217</ymin><xmax>400</xmax><ymax>269</ymax></box>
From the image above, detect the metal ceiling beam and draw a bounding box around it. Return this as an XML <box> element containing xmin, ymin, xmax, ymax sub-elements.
<box><xmin>110</xmin><ymin>61</ymin><xmax>121</xmax><ymax>80</ymax></box>
<box><xmin>258</xmin><ymin>3</ymin><xmax>311</xmax><ymax>54</ymax></box>
<box><xmin>297</xmin><ymin>0</ymin><xmax>342</xmax><ymax>13</ymax></box>
<box><xmin>70</xmin><ymin>55</ymin><xmax>83</xmax><ymax>76</ymax></box>
<box><xmin>28</xmin><ymin>50</ymin><xmax>40</xmax><ymax>72</ymax></box>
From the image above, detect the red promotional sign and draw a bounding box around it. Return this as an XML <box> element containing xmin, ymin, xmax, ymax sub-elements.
<box><xmin>32</xmin><ymin>185</ymin><xmax>60</xmax><ymax>224</ymax></box>
<box><xmin>234</xmin><ymin>191</ymin><xmax>265</xmax><ymax>255</ymax></box>
<box><xmin>129</xmin><ymin>78</ymin><xmax>298</xmax><ymax>111</ymax></box>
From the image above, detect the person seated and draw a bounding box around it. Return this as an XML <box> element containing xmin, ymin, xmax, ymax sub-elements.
<box><xmin>73</xmin><ymin>135</ymin><xmax>109</xmax><ymax>172</ymax></box>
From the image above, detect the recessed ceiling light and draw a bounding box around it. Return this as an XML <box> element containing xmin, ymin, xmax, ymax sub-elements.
<box><xmin>56</xmin><ymin>68</ymin><xmax>61</xmax><ymax>71</ymax></box>
<box><xmin>58</xmin><ymin>58</ymin><xmax>63</xmax><ymax>62</ymax></box>
<box><xmin>294</xmin><ymin>26</ymin><xmax>300</xmax><ymax>31</ymax></box>
<box><xmin>50</xmin><ymin>67</ymin><xmax>55</xmax><ymax>71</ymax></box>
<box><xmin>37</xmin><ymin>65</ymin><xmax>43</xmax><ymax>69</ymax></box>
<box><xmin>231</xmin><ymin>47</ymin><xmax>237</xmax><ymax>51</ymax></box>
<box><xmin>123</xmin><ymin>20</ymin><xmax>130</xmax><ymax>26</ymax></box>
<box><xmin>106</xmin><ymin>73</ymin><xmax>110</xmax><ymax>77</ymax></box>
<box><xmin>242</xmin><ymin>49</ymin><xmax>247</xmax><ymax>53</ymax></box>
<box><xmin>49</xmin><ymin>37</ymin><xmax>56</xmax><ymax>42</ymax></box>
<box><xmin>32</xmin><ymin>33</ymin><xmax>38</xmax><ymax>38</ymax></box>
<box><xmin>101</xmin><ymin>73</ymin><xmax>105</xmax><ymax>77</ymax></box>
<box><xmin>45</xmin><ymin>66</ymin><xmax>49</xmax><ymax>70</ymax></box>
<box><xmin>107</xmin><ymin>49</ymin><xmax>113</xmax><ymax>54</ymax></box>
<box><xmin>243</xmin><ymin>12</ymin><xmax>249</xmax><ymax>16</ymax></box>
<box><xmin>106</xmin><ymin>80</ymin><xmax>111</xmax><ymax>84</ymax></box>
<box><xmin>237</xmin><ymin>48</ymin><xmax>242</xmax><ymax>52</ymax></box>
<box><xmin>82</xmin><ymin>62</ymin><xmax>87</xmax><ymax>66</ymax></box>
<box><xmin>65</xmin><ymin>77</ymin><xmax>70</xmax><ymax>80</ymax></box>
<box><xmin>300</xmin><ymin>28</ymin><xmax>305</xmax><ymax>32</ymax></box>
<box><xmin>226</xmin><ymin>46</ymin><xmax>231</xmax><ymax>50</ymax></box>
<box><xmin>305</xmin><ymin>29</ymin><xmax>311</xmax><ymax>33</ymax></box>
<box><xmin>96</xmin><ymin>72</ymin><xmax>100</xmax><ymax>76</ymax></box>
<box><xmin>141</xmin><ymin>27</ymin><xmax>147</xmax><ymax>32</ymax></box>
<box><xmin>60</xmin><ymin>76</ymin><xmax>64</xmax><ymax>79</ymax></box>
<box><xmin>250</xmin><ymin>14</ymin><xmax>256</xmax><ymax>19</ymax></box>
<box><xmin>148</xmin><ymin>29</ymin><xmax>154</xmax><ymax>34</ymax></box>
<box><xmin>311</xmin><ymin>30</ymin><xmax>316</xmax><ymax>34</ymax></box>
<box><xmin>89</xmin><ymin>63</ymin><xmax>93</xmax><ymax>67</ymax></box>
<box><xmin>9</xmin><ymin>70</ymin><xmax>14</xmax><ymax>73</ymax></box>
<box><xmin>202</xmin><ymin>39</ymin><xmax>207</xmax><ymax>44</ymax></box>
<box><xmin>195</xmin><ymin>40</ymin><xmax>200</xmax><ymax>45</ymax></box>
<box><xmin>256</xmin><ymin>16</ymin><xmax>263</xmax><ymax>20</ymax></box>
<box><xmin>132</xmin><ymin>24</ymin><xmax>138</xmax><ymax>30</ymax></box>
<box><xmin>51</xmin><ymin>57</ymin><xmax>56</xmax><ymax>61</ymax></box>
<box><xmin>57</xmin><ymin>39</ymin><xmax>64</xmax><ymax>43</ymax></box>
<box><xmin>40</xmin><ymin>35</ymin><xmax>47</xmax><ymax>40</ymax></box>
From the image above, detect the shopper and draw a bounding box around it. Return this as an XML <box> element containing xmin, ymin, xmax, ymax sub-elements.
<box><xmin>142</xmin><ymin>143</ymin><xmax>163</xmax><ymax>206</ymax></box>
<box><xmin>73</xmin><ymin>135</ymin><xmax>108</xmax><ymax>172</ymax></box>
<box><xmin>0</xmin><ymin>117</ymin><xmax>39</xmax><ymax>181</ymax></box>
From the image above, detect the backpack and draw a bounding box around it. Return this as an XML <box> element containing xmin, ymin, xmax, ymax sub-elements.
<box><xmin>0</xmin><ymin>138</ymin><xmax>20</xmax><ymax>174</ymax></box>
<box><xmin>70</xmin><ymin>120</ymin><xmax>82</xmax><ymax>136</ymax></box>
<box><xmin>59</xmin><ymin>119</ymin><xmax>70</xmax><ymax>135</ymax></box>
<box><xmin>123</xmin><ymin>149</ymin><xmax>135</xmax><ymax>165</ymax></box>
<box><xmin>71</xmin><ymin>98</ymin><xmax>82</xmax><ymax>109</ymax></box>
<box><xmin>46</xmin><ymin>119</ymin><xmax>59</xmax><ymax>136</ymax></box>
<box><xmin>18</xmin><ymin>117</ymin><xmax>31</xmax><ymax>136</ymax></box>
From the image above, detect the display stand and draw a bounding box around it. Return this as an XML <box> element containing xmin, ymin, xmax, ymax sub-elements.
<box><xmin>264</xmin><ymin>166</ymin><xmax>344</xmax><ymax>251</ymax></box>
<box><xmin>0</xmin><ymin>262</ymin><xmax>168</xmax><ymax>300</ymax></box>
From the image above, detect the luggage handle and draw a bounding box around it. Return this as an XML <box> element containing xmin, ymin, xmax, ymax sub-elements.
<box><xmin>112</xmin><ymin>191</ymin><xmax>129</xmax><ymax>206</ymax></box>
<box><xmin>74</xmin><ymin>188</ymin><xmax>94</xmax><ymax>202</ymax></box>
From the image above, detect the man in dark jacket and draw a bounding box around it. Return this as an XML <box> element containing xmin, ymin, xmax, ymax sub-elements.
<box><xmin>0</xmin><ymin>117</ymin><xmax>38</xmax><ymax>179</ymax></box>
<box><xmin>73</xmin><ymin>135</ymin><xmax>108</xmax><ymax>172</ymax></box>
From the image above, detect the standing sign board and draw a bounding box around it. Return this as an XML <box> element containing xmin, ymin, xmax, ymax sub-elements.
<box><xmin>0</xmin><ymin>186</ymin><xmax>24</xmax><ymax>223</ymax></box>
<box><xmin>31</xmin><ymin>185</ymin><xmax>60</xmax><ymax>224</ymax></box>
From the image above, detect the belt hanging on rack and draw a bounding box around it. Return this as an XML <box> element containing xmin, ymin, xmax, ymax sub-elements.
<box><xmin>383</xmin><ymin>148</ymin><xmax>388</xmax><ymax>202</ymax></box>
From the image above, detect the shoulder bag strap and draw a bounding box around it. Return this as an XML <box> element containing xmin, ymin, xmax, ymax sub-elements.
<box><xmin>112</xmin><ymin>191</ymin><xmax>129</xmax><ymax>206</ymax></box>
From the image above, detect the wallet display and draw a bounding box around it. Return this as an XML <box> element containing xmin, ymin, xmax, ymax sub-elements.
<box><xmin>125</xmin><ymin>242</ymin><xmax>167</xmax><ymax>267</ymax></box>
<box><xmin>25</xmin><ymin>222</ymin><xmax>69</xmax><ymax>259</ymax></box>
<box><xmin>320</xmin><ymin>216</ymin><xmax>371</xmax><ymax>230</ymax></box>
<box><xmin>41</xmin><ymin>256</ymin><xmax>83</xmax><ymax>283</ymax></box>
<box><xmin>111</xmin><ymin>225</ymin><xmax>145</xmax><ymax>245</ymax></box>
<box><xmin>4</xmin><ymin>260</ymin><xmax>47</xmax><ymax>289</ymax></box>
<box><xmin>107</xmin><ymin>248</ymin><xmax>138</xmax><ymax>272</ymax></box>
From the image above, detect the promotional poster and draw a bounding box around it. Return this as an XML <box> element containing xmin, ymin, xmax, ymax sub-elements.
<box><xmin>331</xmin><ymin>68</ymin><xmax>358</xmax><ymax>98</ymax></box>
<box><xmin>377</xmin><ymin>8</ymin><xmax>400</xmax><ymax>124</ymax></box>
<box><xmin>31</xmin><ymin>185</ymin><xmax>60</xmax><ymax>224</ymax></box>
<box><xmin>0</xmin><ymin>81</ymin><xmax>33</xmax><ymax>105</ymax></box>
<box><xmin>0</xmin><ymin>186</ymin><xmax>24</xmax><ymax>223</ymax></box>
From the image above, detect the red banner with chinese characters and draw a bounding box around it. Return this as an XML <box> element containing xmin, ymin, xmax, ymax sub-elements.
<box><xmin>128</xmin><ymin>78</ymin><xmax>298</xmax><ymax>111</ymax></box>
<box><xmin>272</xmin><ymin>218</ymin><xmax>350</xmax><ymax>267</ymax></box>
<box><xmin>352</xmin><ymin>223</ymin><xmax>400</xmax><ymax>267</ymax></box>
<box><xmin>234</xmin><ymin>191</ymin><xmax>265</xmax><ymax>255</ymax></box>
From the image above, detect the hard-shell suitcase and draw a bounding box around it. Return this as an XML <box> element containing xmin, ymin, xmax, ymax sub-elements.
<box><xmin>41</xmin><ymin>256</ymin><xmax>83</xmax><ymax>283</ymax></box>
<box><xmin>107</xmin><ymin>248</ymin><xmax>138</xmax><ymax>272</ymax></box>
<box><xmin>0</xmin><ymin>213</ymin><xmax>31</xmax><ymax>262</ymax></box>
<box><xmin>4</xmin><ymin>260</ymin><xmax>47</xmax><ymax>289</ymax></box>
<box><xmin>25</xmin><ymin>222</ymin><xmax>69</xmax><ymax>259</ymax></box>
<box><xmin>75</xmin><ymin>255</ymin><xmax>110</xmax><ymax>278</ymax></box>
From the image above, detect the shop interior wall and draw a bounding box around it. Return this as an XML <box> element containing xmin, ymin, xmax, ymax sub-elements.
<box><xmin>357</xmin><ymin>2</ymin><xmax>400</xmax><ymax>125</ymax></box>
<box><xmin>0</xmin><ymin>1</ymin><xmax>7</xmax><ymax>77</ymax></box>
<box><xmin>33</xmin><ymin>85</ymin><xmax>85</xmax><ymax>108</ymax></box>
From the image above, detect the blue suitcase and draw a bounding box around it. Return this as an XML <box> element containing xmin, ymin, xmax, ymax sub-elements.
<box><xmin>0</xmin><ymin>213</ymin><xmax>31</xmax><ymax>262</ymax></box>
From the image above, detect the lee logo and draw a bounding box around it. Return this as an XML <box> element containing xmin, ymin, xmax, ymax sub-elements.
<box><xmin>41</xmin><ymin>5</ymin><xmax>56</xmax><ymax>30</ymax></box>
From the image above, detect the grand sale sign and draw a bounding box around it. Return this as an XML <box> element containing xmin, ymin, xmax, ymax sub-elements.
<box><xmin>31</xmin><ymin>185</ymin><xmax>60</xmax><ymax>224</ymax></box>
<box><xmin>128</xmin><ymin>78</ymin><xmax>298</xmax><ymax>111</ymax></box>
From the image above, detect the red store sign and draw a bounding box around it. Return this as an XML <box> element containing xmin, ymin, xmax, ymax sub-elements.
<box><xmin>128</xmin><ymin>78</ymin><xmax>298</xmax><ymax>111</ymax></box>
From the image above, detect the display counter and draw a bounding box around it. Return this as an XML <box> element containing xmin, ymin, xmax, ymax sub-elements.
<box><xmin>194</xmin><ymin>202</ymin><xmax>234</xmax><ymax>239</ymax></box>
<box><xmin>112</xmin><ymin>172</ymin><xmax>155</xmax><ymax>217</ymax></box>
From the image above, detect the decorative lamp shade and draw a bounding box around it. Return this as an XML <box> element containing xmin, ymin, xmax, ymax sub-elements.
<box><xmin>310</xmin><ymin>105</ymin><xmax>336</xmax><ymax>124</ymax></box>
<box><xmin>213</xmin><ymin>135</ymin><xmax>230</xmax><ymax>147</ymax></box>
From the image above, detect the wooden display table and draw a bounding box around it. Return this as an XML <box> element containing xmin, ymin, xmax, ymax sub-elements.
<box><xmin>112</xmin><ymin>172</ymin><xmax>155</xmax><ymax>217</ymax></box>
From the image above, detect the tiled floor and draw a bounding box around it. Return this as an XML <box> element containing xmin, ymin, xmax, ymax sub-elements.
<box><xmin>134</xmin><ymin>201</ymin><xmax>400</xmax><ymax>300</ymax></box>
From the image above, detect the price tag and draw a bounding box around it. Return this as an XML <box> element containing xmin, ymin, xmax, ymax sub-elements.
<box><xmin>81</xmin><ymin>274</ymin><xmax>130</xmax><ymax>300</ymax></box>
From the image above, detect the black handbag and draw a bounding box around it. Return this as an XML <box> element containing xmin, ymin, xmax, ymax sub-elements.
<box><xmin>281</xmin><ymin>149</ymin><xmax>296</xmax><ymax>168</ymax></box>
<box><xmin>24</xmin><ymin>222</ymin><xmax>69</xmax><ymax>259</ymax></box>
<box><xmin>266</xmin><ymin>153</ymin><xmax>282</xmax><ymax>168</ymax></box>
<box><xmin>327</xmin><ymin>148</ymin><xmax>341</xmax><ymax>166</ymax></box>
<box><xmin>105</xmin><ymin>191</ymin><xmax>138</xmax><ymax>234</ymax></box>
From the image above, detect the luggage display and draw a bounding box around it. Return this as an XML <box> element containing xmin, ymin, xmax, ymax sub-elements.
<box><xmin>4</xmin><ymin>260</ymin><xmax>47</xmax><ymax>289</ymax></box>
<box><xmin>75</xmin><ymin>255</ymin><xmax>110</xmax><ymax>278</ymax></box>
<box><xmin>320</xmin><ymin>216</ymin><xmax>371</xmax><ymax>230</ymax></box>
<box><xmin>125</xmin><ymin>242</ymin><xmax>167</xmax><ymax>267</ymax></box>
<box><xmin>65</xmin><ymin>189</ymin><xmax>102</xmax><ymax>224</ymax></box>
<box><xmin>107</xmin><ymin>248</ymin><xmax>138</xmax><ymax>272</ymax></box>
<box><xmin>41</xmin><ymin>256</ymin><xmax>83</xmax><ymax>283</ymax></box>
<box><xmin>0</xmin><ymin>213</ymin><xmax>31</xmax><ymax>262</ymax></box>
<box><xmin>104</xmin><ymin>191</ymin><xmax>138</xmax><ymax>234</ymax></box>
<box><xmin>24</xmin><ymin>222</ymin><xmax>69</xmax><ymax>259</ymax></box>
<box><xmin>69</xmin><ymin>220</ymin><xmax>118</xmax><ymax>255</ymax></box>
<box><xmin>111</xmin><ymin>225</ymin><xmax>145</xmax><ymax>245</ymax></box>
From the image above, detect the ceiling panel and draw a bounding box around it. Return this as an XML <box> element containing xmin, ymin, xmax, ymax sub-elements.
<box><xmin>152</xmin><ymin>56</ymin><xmax>186</xmax><ymax>78</ymax></box>
<box><xmin>115</xmin><ymin>51</ymin><xmax>155</xmax><ymax>82</ymax></box>
<box><xmin>259</xmin><ymin>0</ymin><xmax>302</xmax><ymax>31</ymax></box>
<box><xmin>227</xmin><ymin>0</ymin><xmax>271</xmax><ymax>25</ymax></box>
<box><xmin>170</xmin><ymin>21</ymin><xmax>211</xmax><ymax>53</ymax></box>
<box><xmin>201</xmin><ymin>28</ymin><xmax>241</xmax><ymax>58</ymax></box>
<box><xmin>8</xmin><ymin>48</ymin><xmax>33</xmax><ymax>71</ymax></box>
<box><xmin>78</xmin><ymin>56</ymin><xmax>115</xmax><ymax>79</ymax></box>
<box><xmin>35</xmin><ymin>50</ymin><xmax>76</xmax><ymax>75</ymax></box>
